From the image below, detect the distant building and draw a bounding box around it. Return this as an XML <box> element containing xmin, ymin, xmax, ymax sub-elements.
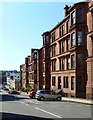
<box><xmin>20</xmin><ymin>64</ymin><xmax>26</xmax><ymax>88</ymax></box>
<box><xmin>28</xmin><ymin>49</ymin><xmax>38</xmax><ymax>90</ymax></box>
<box><xmin>41</xmin><ymin>32</ymin><xmax>51</xmax><ymax>90</ymax></box>
<box><xmin>7</xmin><ymin>71</ymin><xmax>20</xmax><ymax>89</ymax></box>
<box><xmin>0</xmin><ymin>70</ymin><xmax>20</xmax><ymax>89</ymax></box>
<box><xmin>20</xmin><ymin>49</ymin><xmax>38</xmax><ymax>90</ymax></box>
<box><xmin>6</xmin><ymin>71</ymin><xmax>20</xmax><ymax>89</ymax></box>
<box><xmin>37</xmin><ymin>48</ymin><xmax>43</xmax><ymax>90</ymax></box>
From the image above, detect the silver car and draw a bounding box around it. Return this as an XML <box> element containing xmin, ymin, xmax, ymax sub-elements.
<box><xmin>36</xmin><ymin>90</ymin><xmax>62</xmax><ymax>101</ymax></box>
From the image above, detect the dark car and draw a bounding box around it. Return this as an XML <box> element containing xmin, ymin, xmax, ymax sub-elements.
<box><xmin>36</xmin><ymin>90</ymin><xmax>62</xmax><ymax>101</ymax></box>
<box><xmin>29</xmin><ymin>91</ymin><xmax>36</xmax><ymax>99</ymax></box>
<box><xmin>9</xmin><ymin>90</ymin><xmax>20</xmax><ymax>95</ymax></box>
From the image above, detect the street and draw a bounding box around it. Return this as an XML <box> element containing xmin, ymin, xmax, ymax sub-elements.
<box><xmin>0</xmin><ymin>90</ymin><xmax>92</xmax><ymax>120</ymax></box>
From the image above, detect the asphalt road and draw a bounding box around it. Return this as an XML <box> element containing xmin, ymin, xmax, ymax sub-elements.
<box><xmin>0</xmin><ymin>90</ymin><xmax>92</xmax><ymax>120</ymax></box>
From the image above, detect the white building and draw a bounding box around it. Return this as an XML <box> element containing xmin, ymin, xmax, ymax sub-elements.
<box><xmin>6</xmin><ymin>71</ymin><xmax>20</xmax><ymax>89</ymax></box>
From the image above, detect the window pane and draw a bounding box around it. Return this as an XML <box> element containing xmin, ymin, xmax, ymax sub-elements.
<box><xmin>71</xmin><ymin>76</ymin><xmax>75</xmax><ymax>90</ymax></box>
<box><xmin>59</xmin><ymin>58</ymin><xmax>65</xmax><ymax>71</ymax></box>
<box><xmin>67</xmin><ymin>20</ymin><xmax>70</xmax><ymax>32</ymax></box>
<box><xmin>66</xmin><ymin>77</ymin><xmax>68</xmax><ymax>88</ymax></box>
<box><xmin>77</xmin><ymin>31</ymin><xmax>82</xmax><ymax>45</ymax></box>
<box><xmin>71</xmin><ymin>32</ymin><xmax>75</xmax><ymax>47</ymax></box>
<box><xmin>59</xmin><ymin>25</ymin><xmax>64</xmax><ymax>37</ymax></box>
<box><xmin>71</xmin><ymin>54</ymin><xmax>75</xmax><ymax>68</ymax></box>
<box><xmin>77</xmin><ymin>8</ymin><xmax>82</xmax><ymax>22</ymax></box>
<box><xmin>71</xmin><ymin>11</ymin><xmax>75</xmax><ymax>25</ymax></box>
<box><xmin>77</xmin><ymin>53</ymin><xmax>82</xmax><ymax>68</ymax></box>
<box><xmin>46</xmin><ymin>36</ymin><xmax>49</xmax><ymax>44</ymax></box>
<box><xmin>51</xmin><ymin>32</ymin><xmax>55</xmax><ymax>42</ymax></box>
<box><xmin>67</xmin><ymin>38</ymin><xmax>70</xmax><ymax>51</ymax></box>
<box><xmin>67</xmin><ymin>57</ymin><xmax>70</xmax><ymax>70</ymax></box>
<box><xmin>52</xmin><ymin>77</ymin><xmax>55</xmax><ymax>86</ymax></box>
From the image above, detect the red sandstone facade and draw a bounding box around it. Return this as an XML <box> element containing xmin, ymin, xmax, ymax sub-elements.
<box><xmin>20</xmin><ymin>64</ymin><xmax>26</xmax><ymax>88</ymax></box>
<box><xmin>86</xmin><ymin>0</ymin><xmax>93</xmax><ymax>99</ymax></box>
<box><xmin>49</xmin><ymin>2</ymin><xmax>88</xmax><ymax>98</ymax></box>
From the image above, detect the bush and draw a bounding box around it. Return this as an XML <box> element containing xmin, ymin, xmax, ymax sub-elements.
<box><xmin>20</xmin><ymin>87</ymin><xmax>32</xmax><ymax>92</ymax></box>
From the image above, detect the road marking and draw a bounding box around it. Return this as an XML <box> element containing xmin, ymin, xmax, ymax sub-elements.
<box><xmin>35</xmin><ymin>107</ymin><xmax>62</xmax><ymax>118</ymax></box>
<box><xmin>20</xmin><ymin>101</ymin><xmax>29</xmax><ymax>106</ymax></box>
<box><xmin>20</xmin><ymin>101</ymin><xmax>24</xmax><ymax>104</ymax></box>
<box><xmin>25</xmin><ymin>99</ymin><xmax>40</xmax><ymax>104</ymax></box>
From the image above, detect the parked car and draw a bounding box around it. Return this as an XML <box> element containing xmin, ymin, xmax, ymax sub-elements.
<box><xmin>29</xmin><ymin>91</ymin><xmax>36</xmax><ymax>99</ymax></box>
<box><xmin>36</xmin><ymin>90</ymin><xmax>62</xmax><ymax>101</ymax></box>
<box><xmin>9</xmin><ymin>89</ymin><xmax>20</xmax><ymax>95</ymax></box>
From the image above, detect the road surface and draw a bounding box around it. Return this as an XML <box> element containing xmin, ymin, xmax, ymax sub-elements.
<box><xmin>0</xmin><ymin>90</ymin><xmax>92</xmax><ymax>120</ymax></box>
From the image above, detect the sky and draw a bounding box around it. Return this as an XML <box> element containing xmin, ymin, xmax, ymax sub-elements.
<box><xmin>0</xmin><ymin>0</ymin><xmax>83</xmax><ymax>71</ymax></box>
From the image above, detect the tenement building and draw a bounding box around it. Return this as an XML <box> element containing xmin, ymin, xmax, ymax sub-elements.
<box><xmin>20</xmin><ymin>64</ymin><xmax>26</xmax><ymax>88</ymax></box>
<box><xmin>86</xmin><ymin>0</ymin><xmax>93</xmax><ymax>99</ymax></box>
<box><xmin>37</xmin><ymin>48</ymin><xmax>43</xmax><ymax>90</ymax></box>
<box><xmin>49</xmin><ymin>2</ymin><xmax>88</xmax><ymax>98</ymax></box>
<box><xmin>29</xmin><ymin>49</ymin><xmax>38</xmax><ymax>90</ymax></box>
<box><xmin>20</xmin><ymin>49</ymin><xmax>38</xmax><ymax>90</ymax></box>
<box><xmin>20</xmin><ymin>1</ymin><xmax>93</xmax><ymax>99</ymax></box>
<box><xmin>42</xmin><ymin>32</ymin><xmax>51</xmax><ymax>90</ymax></box>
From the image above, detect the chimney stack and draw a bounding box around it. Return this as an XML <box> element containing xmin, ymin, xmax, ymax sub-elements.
<box><xmin>64</xmin><ymin>5</ymin><xmax>70</xmax><ymax>17</ymax></box>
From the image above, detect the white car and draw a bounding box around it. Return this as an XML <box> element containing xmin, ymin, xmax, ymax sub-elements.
<box><xmin>36</xmin><ymin>90</ymin><xmax>62</xmax><ymax>101</ymax></box>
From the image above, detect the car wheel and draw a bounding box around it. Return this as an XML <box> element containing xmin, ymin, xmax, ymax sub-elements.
<box><xmin>37</xmin><ymin>98</ymin><xmax>40</xmax><ymax>101</ymax></box>
<box><xmin>56</xmin><ymin>97</ymin><xmax>61</xmax><ymax>101</ymax></box>
<box><xmin>40</xmin><ymin>96</ymin><xmax>45</xmax><ymax>101</ymax></box>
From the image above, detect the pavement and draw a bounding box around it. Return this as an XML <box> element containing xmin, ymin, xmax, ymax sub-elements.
<box><xmin>20</xmin><ymin>92</ymin><xmax>93</xmax><ymax>105</ymax></box>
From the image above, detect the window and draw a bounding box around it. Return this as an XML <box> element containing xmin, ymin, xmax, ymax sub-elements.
<box><xmin>71</xmin><ymin>32</ymin><xmax>75</xmax><ymax>47</ymax></box>
<box><xmin>51</xmin><ymin>60</ymin><xmax>56</xmax><ymax>71</ymax></box>
<box><xmin>34</xmin><ymin>54</ymin><xmax>37</xmax><ymax>59</ymax></box>
<box><xmin>67</xmin><ymin>20</ymin><xmax>70</xmax><ymax>32</ymax></box>
<box><xmin>77</xmin><ymin>31</ymin><xmax>82</xmax><ymax>45</ymax></box>
<box><xmin>71</xmin><ymin>11</ymin><xmax>75</xmax><ymax>25</ymax></box>
<box><xmin>71</xmin><ymin>76</ymin><xmax>75</xmax><ymax>90</ymax></box>
<box><xmin>77</xmin><ymin>8</ymin><xmax>82</xmax><ymax>23</ymax></box>
<box><xmin>67</xmin><ymin>57</ymin><xmax>70</xmax><ymax>70</ymax></box>
<box><xmin>77</xmin><ymin>76</ymin><xmax>82</xmax><ymax>93</ymax></box>
<box><xmin>45</xmin><ymin>91</ymin><xmax>50</xmax><ymax>94</ymax></box>
<box><xmin>51</xmin><ymin>32</ymin><xmax>55</xmax><ymax>42</ymax></box>
<box><xmin>59</xmin><ymin>41</ymin><xmax>65</xmax><ymax>53</ymax></box>
<box><xmin>52</xmin><ymin>77</ymin><xmax>56</xmax><ymax>86</ymax></box>
<box><xmin>46</xmin><ymin>35</ymin><xmax>49</xmax><ymax>44</ymax></box>
<box><xmin>10</xmin><ymin>76</ymin><xmax>13</xmax><ymax>80</ymax></box>
<box><xmin>59</xmin><ymin>25</ymin><xmax>64</xmax><ymax>37</ymax></box>
<box><xmin>58</xmin><ymin>76</ymin><xmax>61</xmax><ymax>89</ymax></box>
<box><xmin>63</xmin><ymin>76</ymin><xmax>69</xmax><ymax>88</ymax></box>
<box><xmin>77</xmin><ymin>53</ymin><xmax>82</xmax><ymax>68</ymax></box>
<box><xmin>59</xmin><ymin>57</ymin><xmax>65</xmax><ymax>71</ymax></box>
<box><xmin>43</xmin><ymin>36</ymin><xmax>45</xmax><ymax>45</ymax></box>
<box><xmin>71</xmin><ymin>54</ymin><xmax>75</xmax><ymax>68</ymax></box>
<box><xmin>66</xmin><ymin>38</ymin><xmax>70</xmax><ymax>51</ymax></box>
<box><xmin>51</xmin><ymin>45</ymin><xmax>56</xmax><ymax>57</ymax></box>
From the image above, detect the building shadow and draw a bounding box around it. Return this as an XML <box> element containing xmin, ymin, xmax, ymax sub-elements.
<box><xmin>0</xmin><ymin>112</ymin><xmax>91</xmax><ymax>120</ymax></box>
<box><xmin>0</xmin><ymin>94</ymin><xmax>29</xmax><ymax>102</ymax></box>
<box><xmin>0</xmin><ymin>112</ymin><xmax>53</xmax><ymax>120</ymax></box>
